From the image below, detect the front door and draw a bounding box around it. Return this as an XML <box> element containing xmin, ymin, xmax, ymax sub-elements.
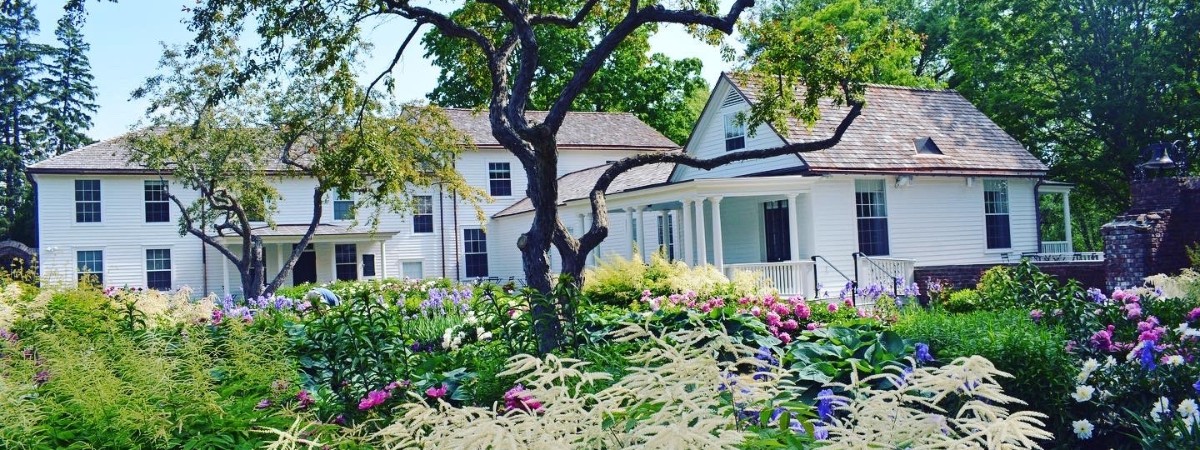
<box><xmin>764</xmin><ymin>200</ymin><xmax>791</xmax><ymax>262</ymax></box>
<box><xmin>292</xmin><ymin>244</ymin><xmax>317</xmax><ymax>285</ymax></box>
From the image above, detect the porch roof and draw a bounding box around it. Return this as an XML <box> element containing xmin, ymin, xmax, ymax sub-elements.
<box><xmin>493</xmin><ymin>162</ymin><xmax>675</xmax><ymax>217</ymax></box>
<box><xmin>220</xmin><ymin>224</ymin><xmax>399</xmax><ymax>243</ymax></box>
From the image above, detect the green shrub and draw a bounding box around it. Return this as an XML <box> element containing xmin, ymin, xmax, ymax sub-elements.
<box><xmin>583</xmin><ymin>251</ymin><xmax>758</xmax><ymax>307</ymax></box>
<box><xmin>975</xmin><ymin>265</ymin><xmax>1013</xmax><ymax>303</ymax></box>
<box><xmin>940</xmin><ymin>288</ymin><xmax>981</xmax><ymax>313</ymax></box>
<box><xmin>974</xmin><ymin>260</ymin><xmax>1066</xmax><ymax>310</ymax></box>
<box><xmin>892</xmin><ymin>308</ymin><xmax>1075</xmax><ymax>441</ymax></box>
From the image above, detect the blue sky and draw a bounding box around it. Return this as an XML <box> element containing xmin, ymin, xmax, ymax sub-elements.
<box><xmin>33</xmin><ymin>0</ymin><xmax>734</xmax><ymax>141</ymax></box>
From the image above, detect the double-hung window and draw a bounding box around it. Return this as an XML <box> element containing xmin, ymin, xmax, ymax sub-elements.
<box><xmin>333</xmin><ymin>193</ymin><xmax>354</xmax><ymax>221</ymax></box>
<box><xmin>464</xmin><ymin>229</ymin><xmax>488</xmax><ymax>277</ymax></box>
<box><xmin>984</xmin><ymin>179</ymin><xmax>1012</xmax><ymax>249</ymax></box>
<box><xmin>145</xmin><ymin>180</ymin><xmax>170</xmax><ymax>222</ymax></box>
<box><xmin>77</xmin><ymin>250</ymin><xmax>103</xmax><ymax>285</ymax></box>
<box><xmin>146</xmin><ymin>249</ymin><xmax>172</xmax><ymax>290</ymax></box>
<box><xmin>413</xmin><ymin>195</ymin><xmax>433</xmax><ymax>233</ymax></box>
<box><xmin>335</xmin><ymin>244</ymin><xmax>358</xmax><ymax>281</ymax></box>
<box><xmin>361</xmin><ymin>254</ymin><xmax>376</xmax><ymax>277</ymax></box>
<box><xmin>724</xmin><ymin>113</ymin><xmax>746</xmax><ymax>151</ymax></box>
<box><xmin>855</xmin><ymin>180</ymin><xmax>890</xmax><ymax>256</ymax></box>
<box><xmin>489</xmin><ymin>162</ymin><xmax>512</xmax><ymax>197</ymax></box>
<box><xmin>75</xmin><ymin>180</ymin><xmax>101</xmax><ymax>223</ymax></box>
<box><xmin>657</xmin><ymin>214</ymin><xmax>675</xmax><ymax>261</ymax></box>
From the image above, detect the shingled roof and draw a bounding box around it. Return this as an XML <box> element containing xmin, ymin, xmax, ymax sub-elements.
<box><xmin>494</xmin><ymin>162</ymin><xmax>675</xmax><ymax>217</ymax></box>
<box><xmin>26</xmin><ymin>134</ymin><xmax>308</xmax><ymax>174</ymax></box>
<box><xmin>442</xmin><ymin>109</ymin><xmax>678</xmax><ymax>150</ymax></box>
<box><xmin>724</xmin><ymin>73</ymin><xmax>1047</xmax><ymax>176</ymax></box>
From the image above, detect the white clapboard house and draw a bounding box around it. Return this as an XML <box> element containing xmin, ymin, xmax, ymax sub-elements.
<box><xmin>30</xmin><ymin>73</ymin><xmax>1082</xmax><ymax>298</ymax></box>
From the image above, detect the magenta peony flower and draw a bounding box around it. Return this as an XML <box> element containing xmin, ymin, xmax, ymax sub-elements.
<box><xmin>296</xmin><ymin>390</ymin><xmax>315</xmax><ymax>409</ymax></box>
<box><xmin>425</xmin><ymin>384</ymin><xmax>449</xmax><ymax>399</ymax></box>
<box><xmin>358</xmin><ymin>389</ymin><xmax>391</xmax><ymax>410</ymax></box>
<box><xmin>504</xmin><ymin>384</ymin><xmax>543</xmax><ymax>412</ymax></box>
<box><xmin>778</xmin><ymin>332</ymin><xmax>792</xmax><ymax>345</ymax></box>
<box><xmin>827</xmin><ymin>302</ymin><xmax>839</xmax><ymax>313</ymax></box>
<box><xmin>781</xmin><ymin>319</ymin><xmax>799</xmax><ymax>331</ymax></box>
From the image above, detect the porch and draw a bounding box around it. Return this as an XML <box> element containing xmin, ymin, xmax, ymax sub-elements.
<box><xmin>216</xmin><ymin>224</ymin><xmax>398</xmax><ymax>296</ymax></box>
<box><xmin>1033</xmin><ymin>182</ymin><xmax>1104</xmax><ymax>262</ymax></box>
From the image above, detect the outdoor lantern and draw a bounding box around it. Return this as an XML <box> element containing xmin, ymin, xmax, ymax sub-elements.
<box><xmin>1140</xmin><ymin>142</ymin><xmax>1177</xmax><ymax>170</ymax></box>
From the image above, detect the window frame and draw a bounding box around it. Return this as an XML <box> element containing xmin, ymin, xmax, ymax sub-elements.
<box><xmin>657</xmin><ymin>213</ymin><xmax>675</xmax><ymax>261</ymax></box>
<box><xmin>983</xmin><ymin>179</ymin><xmax>1013</xmax><ymax>250</ymax></box>
<box><xmin>488</xmin><ymin>162</ymin><xmax>512</xmax><ymax>197</ymax></box>
<box><xmin>723</xmin><ymin>113</ymin><xmax>746</xmax><ymax>151</ymax></box>
<box><xmin>76</xmin><ymin>249</ymin><xmax>104</xmax><ymax>286</ymax></box>
<box><xmin>401</xmin><ymin>260</ymin><xmax>424</xmax><ymax>279</ymax></box>
<box><xmin>144</xmin><ymin>180</ymin><xmax>170</xmax><ymax>223</ymax></box>
<box><xmin>333</xmin><ymin>192</ymin><xmax>354</xmax><ymax>221</ymax></box>
<box><xmin>463</xmin><ymin>228</ymin><xmax>488</xmax><ymax>278</ymax></box>
<box><xmin>361</xmin><ymin>253</ymin><xmax>377</xmax><ymax>277</ymax></box>
<box><xmin>854</xmin><ymin>179</ymin><xmax>890</xmax><ymax>256</ymax></box>
<box><xmin>412</xmin><ymin>195</ymin><xmax>434</xmax><ymax>233</ymax></box>
<box><xmin>74</xmin><ymin>179</ymin><xmax>102</xmax><ymax>223</ymax></box>
<box><xmin>145</xmin><ymin>248</ymin><xmax>172</xmax><ymax>290</ymax></box>
<box><xmin>334</xmin><ymin>243</ymin><xmax>358</xmax><ymax>281</ymax></box>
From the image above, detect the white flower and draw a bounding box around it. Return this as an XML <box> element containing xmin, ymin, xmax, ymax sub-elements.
<box><xmin>1072</xmin><ymin>419</ymin><xmax>1094</xmax><ymax>439</ymax></box>
<box><xmin>1167</xmin><ymin>355</ymin><xmax>1185</xmax><ymax>366</ymax></box>
<box><xmin>479</xmin><ymin>331</ymin><xmax>493</xmax><ymax>340</ymax></box>
<box><xmin>1105</xmin><ymin>355</ymin><xmax>1118</xmax><ymax>367</ymax></box>
<box><xmin>1152</xmin><ymin>397</ymin><xmax>1171</xmax><ymax>422</ymax></box>
<box><xmin>1071</xmin><ymin>385</ymin><xmax>1096</xmax><ymax>402</ymax></box>
<box><xmin>1179</xmin><ymin>399</ymin><xmax>1198</xmax><ymax>418</ymax></box>
<box><xmin>441</xmin><ymin>329</ymin><xmax>453</xmax><ymax>349</ymax></box>
<box><xmin>1178</xmin><ymin>323</ymin><xmax>1190</xmax><ymax>334</ymax></box>
<box><xmin>476</xmin><ymin>326</ymin><xmax>485</xmax><ymax>336</ymax></box>
<box><xmin>1081</xmin><ymin>358</ymin><xmax>1100</xmax><ymax>373</ymax></box>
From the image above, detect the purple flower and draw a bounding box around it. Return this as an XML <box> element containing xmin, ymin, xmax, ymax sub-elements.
<box><xmin>1087</xmin><ymin>288</ymin><xmax>1107</xmax><ymax>303</ymax></box>
<box><xmin>813</xmin><ymin>423</ymin><xmax>829</xmax><ymax>440</ymax></box>
<box><xmin>255</xmin><ymin>399</ymin><xmax>272</xmax><ymax>410</ymax></box>
<box><xmin>33</xmin><ymin>370</ymin><xmax>50</xmax><ymax>386</ymax></box>
<box><xmin>1188</xmin><ymin>308</ymin><xmax>1200</xmax><ymax>322</ymax></box>
<box><xmin>296</xmin><ymin>390</ymin><xmax>315</xmax><ymax>409</ymax></box>
<box><xmin>211</xmin><ymin>308</ymin><xmax>223</xmax><ymax>325</ymax></box>
<box><xmin>817</xmin><ymin>389</ymin><xmax>837</xmax><ymax>421</ymax></box>
<box><xmin>1137</xmin><ymin>340</ymin><xmax>1158</xmax><ymax>370</ymax></box>
<box><xmin>503</xmin><ymin>384</ymin><xmax>543</xmax><ymax>412</ymax></box>
<box><xmin>914</xmin><ymin>343</ymin><xmax>934</xmax><ymax>364</ymax></box>
<box><xmin>358</xmin><ymin>389</ymin><xmax>391</xmax><ymax>410</ymax></box>
<box><xmin>332</xmin><ymin>414</ymin><xmax>346</xmax><ymax>425</ymax></box>
<box><xmin>1030</xmin><ymin>309</ymin><xmax>1044</xmax><ymax>321</ymax></box>
<box><xmin>1193</xmin><ymin>379</ymin><xmax>1200</xmax><ymax>394</ymax></box>
<box><xmin>426</xmin><ymin>384</ymin><xmax>448</xmax><ymax>399</ymax></box>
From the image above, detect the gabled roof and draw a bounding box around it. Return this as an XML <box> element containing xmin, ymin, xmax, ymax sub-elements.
<box><xmin>442</xmin><ymin>108</ymin><xmax>678</xmax><ymax>150</ymax></box>
<box><xmin>29</xmin><ymin>109</ymin><xmax>677</xmax><ymax>175</ymax></box>
<box><xmin>722</xmin><ymin>73</ymin><xmax>1047</xmax><ymax>176</ymax></box>
<box><xmin>494</xmin><ymin>161</ymin><xmax>675</xmax><ymax>217</ymax></box>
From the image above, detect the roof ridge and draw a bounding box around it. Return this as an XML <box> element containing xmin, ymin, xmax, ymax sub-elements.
<box><xmin>721</xmin><ymin>71</ymin><xmax>954</xmax><ymax>93</ymax></box>
<box><xmin>29</xmin><ymin>134</ymin><xmax>129</xmax><ymax>168</ymax></box>
<box><xmin>440</xmin><ymin>107</ymin><xmax>639</xmax><ymax>117</ymax></box>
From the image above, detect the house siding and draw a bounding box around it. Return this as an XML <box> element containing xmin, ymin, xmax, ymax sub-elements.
<box><xmin>673</xmin><ymin>81</ymin><xmax>796</xmax><ymax>182</ymax></box>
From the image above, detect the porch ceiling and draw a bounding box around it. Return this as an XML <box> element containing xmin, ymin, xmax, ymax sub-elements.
<box><xmin>219</xmin><ymin>224</ymin><xmax>398</xmax><ymax>244</ymax></box>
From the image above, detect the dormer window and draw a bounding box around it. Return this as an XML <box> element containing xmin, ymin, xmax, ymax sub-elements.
<box><xmin>724</xmin><ymin>113</ymin><xmax>745</xmax><ymax>151</ymax></box>
<box><xmin>915</xmin><ymin>137</ymin><xmax>943</xmax><ymax>155</ymax></box>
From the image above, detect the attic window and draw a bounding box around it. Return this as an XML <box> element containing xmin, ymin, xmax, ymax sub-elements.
<box><xmin>721</xmin><ymin>89</ymin><xmax>742</xmax><ymax>108</ymax></box>
<box><xmin>914</xmin><ymin>137</ymin><xmax>943</xmax><ymax>155</ymax></box>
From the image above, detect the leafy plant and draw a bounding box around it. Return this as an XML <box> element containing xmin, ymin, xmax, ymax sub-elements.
<box><xmin>940</xmin><ymin>288</ymin><xmax>982</xmax><ymax>313</ymax></box>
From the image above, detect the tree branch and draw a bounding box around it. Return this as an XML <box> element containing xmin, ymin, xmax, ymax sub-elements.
<box><xmin>380</xmin><ymin>0</ymin><xmax>496</xmax><ymax>57</ymax></box>
<box><xmin>543</xmin><ymin>0</ymin><xmax>756</xmax><ymax>132</ymax></box>
<box><xmin>265</xmin><ymin>187</ymin><xmax>327</xmax><ymax>293</ymax></box>
<box><xmin>573</xmin><ymin>101</ymin><xmax>863</xmax><ymax>254</ymax></box>
<box><xmin>358</xmin><ymin>20</ymin><xmax>426</xmax><ymax>124</ymax></box>
<box><xmin>168</xmin><ymin>193</ymin><xmax>243</xmax><ymax>265</ymax></box>
<box><xmin>530</xmin><ymin>0</ymin><xmax>601</xmax><ymax>27</ymax></box>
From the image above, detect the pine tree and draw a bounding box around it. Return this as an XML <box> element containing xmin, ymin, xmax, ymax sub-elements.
<box><xmin>0</xmin><ymin>0</ymin><xmax>46</xmax><ymax>235</ymax></box>
<box><xmin>40</xmin><ymin>7</ymin><xmax>95</xmax><ymax>157</ymax></box>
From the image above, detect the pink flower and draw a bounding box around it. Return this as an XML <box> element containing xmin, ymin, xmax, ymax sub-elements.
<box><xmin>827</xmin><ymin>302</ymin><xmax>839</xmax><ymax>313</ymax></box>
<box><xmin>1030</xmin><ymin>309</ymin><xmax>1044</xmax><ymax>321</ymax></box>
<box><xmin>807</xmin><ymin>322</ymin><xmax>821</xmax><ymax>331</ymax></box>
<box><xmin>1090</xmin><ymin>325</ymin><xmax>1118</xmax><ymax>352</ymax></box>
<box><xmin>781</xmin><ymin>319</ymin><xmax>799</xmax><ymax>331</ymax></box>
<box><xmin>358</xmin><ymin>389</ymin><xmax>391</xmax><ymax>410</ymax></box>
<box><xmin>750</xmin><ymin>306</ymin><xmax>762</xmax><ymax>317</ymax></box>
<box><xmin>765</xmin><ymin>311</ymin><xmax>782</xmax><ymax>327</ymax></box>
<box><xmin>856</xmin><ymin>308</ymin><xmax>868</xmax><ymax>318</ymax></box>
<box><xmin>795</xmin><ymin>304</ymin><xmax>812</xmax><ymax>320</ymax></box>
<box><xmin>296</xmin><ymin>390</ymin><xmax>315</xmax><ymax>409</ymax></box>
<box><xmin>1125</xmin><ymin>303</ymin><xmax>1143</xmax><ymax>319</ymax></box>
<box><xmin>425</xmin><ymin>384</ymin><xmax>449</xmax><ymax>399</ymax></box>
<box><xmin>504</xmin><ymin>384</ymin><xmax>543</xmax><ymax>412</ymax></box>
<box><xmin>778</xmin><ymin>332</ymin><xmax>792</xmax><ymax>345</ymax></box>
<box><xmin>211</xmin><ymin>309</ymin><xmax>223</xmax><ymax>325</ymax></box>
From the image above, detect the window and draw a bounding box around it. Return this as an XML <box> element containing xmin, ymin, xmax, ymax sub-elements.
<box><xmin>333</xmin><ymin>193</ymin><xmax>354</xmax><ymax>220</ymax></box>
<box><xmin>724</xmin><ymin>113</ymin><xmax>746</xmax><ymax>151</ymax></box>
<box><xmin>402</xmin><ymin>261</ymin><xmax>424</xmax><ymax>279</ymax></box>
<box><xmin>77</xmin><ymin>250</ymin><xmax>103</xmax><ymax>285</ymax></box>
<box><xmin>657</xmin><ymin>214</ymin><xmax>675</xmax><ymax>261</ymax></box>
<box><xmin>984</xmin><ymin>179</ymin><xmax>1012</xmax><ymax>249</ymax></box>
<box><xmin>489</xmin><ymin>162</ymin><xmax>512</xmax><ymax>197</ymax></box>
<box><xmin>413</xmin><ymin>195</ymin><xmax>433</xmax><ymax>233</ymax></box>
<box><xmin>855</xmin><ymin>180</ymin><xmax>889</xmax><ymax>256</ymax></box>
<box><xmin>146</xmin><ymin>249</ymin><xmax>172</xmax><ymax>290</ymax></box>
<box><xmin>335</xmin><ymin>244</ymin><xmax>357</xmax><ymax>281</ymax></box>
<box><xmin>144</xmin><ymin>180</ymin><xmax>170</xmax><ymax>223</ymax></box>
<box><xmin>75</xmin><ymin>180</ymin><xmax>101</xmax><ymax>222</ymax></box>
<box><xmin>464</xmin><ymin>228</ymin><xmax>488</xmax><ymax>278</ymax></box>
<box><xmin>361</xmin><ymin>254</ymin><xmax>376</xmax><ymax>277</ymax></box>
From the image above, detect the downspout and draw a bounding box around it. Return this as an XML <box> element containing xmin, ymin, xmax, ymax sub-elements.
<box><xmin>201</xmin><ymin>240</ymin><xmax>208</xmax><ymax>295</ymax></box>
<box><xmin>1033</xmin><ymin>178</ymin><xmax>1044</xmax><ymax>256</ymax></box>
<box><xmin>439</xmin><ymin>184</ymin><xmax>446</xmax><ymax>278</ymax></box>
<box><xmin>28</xmin><ymin>175</ymin><xmax>38</xmax><ymax>275</ymax></box>
<box><xmin>453</xmin><ymin>189</ymin><xmax>461</xmax><ymax>281</ymax></box>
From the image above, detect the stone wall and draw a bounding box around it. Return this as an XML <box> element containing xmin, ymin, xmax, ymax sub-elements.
<box><xmin>1102</xmin><ymin>177</ymin><xmax>1200</xmax><ymax>290</ymax></box>
<box><xmin>914</xmin><ymin>261</ymin><xmax>1106</xmax><ymax>291</ymax></box>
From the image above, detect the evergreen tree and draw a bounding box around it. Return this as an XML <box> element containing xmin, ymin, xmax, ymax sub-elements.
<box><xmin>40</xmin><ymin>7</ymin><xmax>96</xmax><ymax>157</ymax></box>
<box><xmin>0</xmin><ymin>0</ymin><xmax>46</xmax><ymax>236</ymax></box>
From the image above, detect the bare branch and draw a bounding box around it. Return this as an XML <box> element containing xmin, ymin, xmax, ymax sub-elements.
<box><xmin>357</xmin><ymin>20</ymin><xmax>426</xmax><ymax>124</ymax></box>
<box><xmin>380</xmin><ymin>0</ymin><xmax>496</xmax><ymax>57</ymax></box>
<box><xmin>530</xmin><ymin>0</ymin><xmax>600</xmax><ymax>27</ymax></box>
<box><xmin>543</xmin><ymin>0</ymin><xmax>756</xmax><ymax>132</ymax></box>
<box><xmin>168</xmin><ymin>193</ymin><xmax>243</xmax><ymax>265</ymax></box>
<box><xmin>575</xmin><ymin>102</ymin><xmax>863</xmax><ymax>254</ymax></box>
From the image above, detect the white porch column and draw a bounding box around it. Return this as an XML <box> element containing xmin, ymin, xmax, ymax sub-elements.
<box><xmin>275</xmin><ymin>244</ymin><xmax>283</xmax><ymax>279</ymax></box>
<box><xmin>710</xmin><ymin>196</ymin><xmax>724</xmax><ymax>270</ymax></box>
<box><xmin>625</xmin><ymin>208</ymin><xmax>635</xmax><ymax>260</ymax></box>
<box><xmin>578</xmin><ymin>213</ymin><xmax>592</xmax><ymax>266</ymax></box>
<box><xmin>695</xmin><ymin>198</ymin><xmax>708</xmax><ymax>265</ymax></box>
<box><xmin>681</xmin><ymin>200</ymin><xmax>694</xmax><ymax>265</ymax></box>
<box><xmin>1063</xmin><ymin>191</ymin><xmax>1073</xmax><ymax>253</ymax></box>
<box><xmin>637</xmin><ymin>206</ymin><xmax>647</xmax><ymax>262</ymax></box>
<box><xmin>221</xmin><ymin>256</ymin><xmax>230</xmax><ymax>297</ymax></box>
<box><xmin>787</xmin><ymin>193</ymin><xmax>801</xmax><ymax>261</ymax></box>
<box><xmin>379</xmin><ymin>240</ymin><xmax>388</xmax><ymax>278</ymax></box>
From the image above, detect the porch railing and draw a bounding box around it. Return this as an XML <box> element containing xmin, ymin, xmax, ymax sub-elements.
<box><xmin>853</xmin><ymin>254</ymin><xmax>916</xmax><ymax>298</ymax></box>
<box><xmin>723</xmin><ymin>261</ymin><xmax>815</xmax><ymax>297</ymax></box>
<box><xmin>1040</xmin><ymin>241</ymin><xmax>1072</xmax><ymax>254</ymax></box>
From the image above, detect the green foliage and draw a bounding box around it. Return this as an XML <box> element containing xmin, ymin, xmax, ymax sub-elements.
<box><xmin>1188</xmin><ymin>242</ymin><xmax>1200</xmax><ymax>270</ymax></box>
<box><xmin>583</xmin><ymin>252</ymin><xmax>753</xmax><ymax>307</ymax></box>
<box><xmin>892</xmin><ymin>308</ymin><xmax>1076</xmax><ymax>439</ymax></box>
<box><xmin>940</xmin><ymin>288</ymin><xmax>982</xmax><ymax>313</ymax></box>
<box><xmin>786</xmin><ymin>324</ymin><xmax>913</xmax><ymax>398</ymax></box>
<box><xmin>973</xmin><ymin>261</ymin><xmax>1068</xmax><ymax>312</ymax></box>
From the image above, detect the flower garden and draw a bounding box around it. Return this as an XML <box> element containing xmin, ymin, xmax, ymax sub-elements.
<box><xmin>1</xmin><ymin>256</ymin><xmax>1199</xmax><ymax>449</ymax></box>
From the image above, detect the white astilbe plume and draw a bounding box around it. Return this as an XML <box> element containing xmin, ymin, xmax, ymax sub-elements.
<box><xmin>373</xmin><ymin>323</ymin><xmax>782</xmax><ymax>450</ymax></box>
<box><xmin>822</xmin><ymin>356</ymin><xmax>1054</xmax><ymax>449</ymax></box>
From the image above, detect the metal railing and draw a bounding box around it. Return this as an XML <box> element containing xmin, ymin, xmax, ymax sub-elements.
<box><xmin>811</xmin><ymin>255</ymin><xmax>856</xmax><ymax>305</ymax></box>
<box><xmin>853</xmin><ymin>253</ymin><xmax>916</xmax><ymax>299</ymax></box>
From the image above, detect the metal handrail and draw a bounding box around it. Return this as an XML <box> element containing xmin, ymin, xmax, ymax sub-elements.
<box><xmin>852</xmin><ymin>252</ymin><xmax>906</xmax><ymax>297</ymax></box>
<box><xmin>810</xmin><ymin>255</ymin><xmax>856</xmax><ymax>305</ymax></box>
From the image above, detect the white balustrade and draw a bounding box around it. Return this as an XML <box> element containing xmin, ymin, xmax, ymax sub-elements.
<box><xmin>723</xmin><ymin>261</ymin><xmax>816</xmax><ymax>297</ymax></box>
